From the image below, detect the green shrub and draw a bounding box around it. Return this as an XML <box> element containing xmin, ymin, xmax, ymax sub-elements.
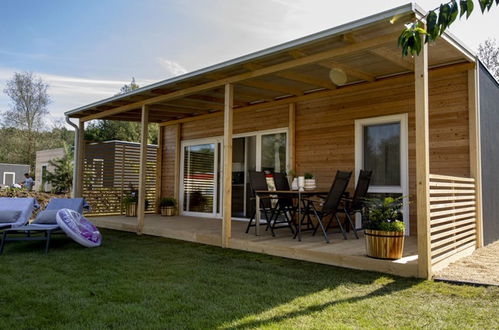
<box><xmin>304</xmin><ymin>172</ymin><xmax>314</xmax><ymax>179</ymax></box>
<box><xmin>362</xmin><ymin>196</ymin><xmax>406</xmax><ymax>232</ymax></box>
<box><xmin>159</xmin><ymin>197</ymin><xmax>177</xmax><ymax>207</ymax></box>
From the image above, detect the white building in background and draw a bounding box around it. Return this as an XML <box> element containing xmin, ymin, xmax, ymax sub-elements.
<box><xmin>0</xmin><ymin>163</ymin><xmax>30</xmax><ymax>188</ymax></box>
<box><xmin>35</xmin><ymin>147</ymin><xmax>65</xmax><ymax>192</ymax></box>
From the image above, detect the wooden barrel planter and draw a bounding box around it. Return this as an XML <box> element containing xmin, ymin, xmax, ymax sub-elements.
<box><xmin>125</xmin><ymin>203</ymin><xmax>138</xmax><ymax>217</ymax></box>
<box><xmin>364</xmin><ymin>229</ymin><xmax>405</xmax><ymax>260</ymax></box>
<box><xmin>160</xmin><ymin>206</ymin><xmax>175</xmax><ymax>216</ymax></box>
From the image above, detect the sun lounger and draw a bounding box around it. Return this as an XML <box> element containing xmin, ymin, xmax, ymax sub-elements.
<box><xmin>0</xmin><ymin>197</ymin><xmax>40</xmax><ymax>230</ymax></box>
<box><xmin>0</xmin><ymin>198</ymin><xmax>89</xmax><ymax>254</ymax></box>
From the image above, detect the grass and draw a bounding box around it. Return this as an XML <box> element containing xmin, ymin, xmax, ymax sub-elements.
<box><xmin>0</xmin><ymin>229</ymin><xmax>498</xmax><ymax>329</ymax></box>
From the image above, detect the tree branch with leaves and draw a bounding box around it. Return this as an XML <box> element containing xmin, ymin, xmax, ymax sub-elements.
<box><xmin>399</xmin><ymin>0</ymin><xmax>499</xmax><ymax>56</ymax></box>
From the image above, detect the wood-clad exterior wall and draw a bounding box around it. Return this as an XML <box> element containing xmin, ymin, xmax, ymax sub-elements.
<box><xmin>158</xmin><ymin>70</ymin><xmax>470</xmax><ymax>235</ymax></box>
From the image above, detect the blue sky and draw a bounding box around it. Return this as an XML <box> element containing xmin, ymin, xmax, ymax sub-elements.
<box><xmin>1</xmin><ymin>0</ymin><xmax>498</xmax><ymax>124</ymax></box>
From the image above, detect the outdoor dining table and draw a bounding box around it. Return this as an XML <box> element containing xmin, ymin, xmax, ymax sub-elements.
<box><xmin>254</xmin><ymin>190</ymin><xmax>329</xmax><ymax>240</ymax></box>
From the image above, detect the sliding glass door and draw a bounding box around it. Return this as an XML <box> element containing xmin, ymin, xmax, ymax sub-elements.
<box><xmin>180</xmin><ymin>129</ymin><xmax>288</xmax><ymax>219</ymax></box>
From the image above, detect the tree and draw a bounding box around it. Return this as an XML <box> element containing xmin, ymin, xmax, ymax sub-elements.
<box><xmin>478</xmin><ymin>38</ymin><xmax>499</xmax><ymax>80</ymax></box>
<box><xmin>119</xmin><ymin>77</ymin><xmax>140</xmax><ymax>94</ymax></box>
<box><xmin>2</xmin><ymin>72</ymin><xmax>50</xmax><ymax>167</ymax></box>
<box><xmin>399</xmin><ymin>0</ymin><xmax>499</xmax><ymax>56</ymax></box>
<box><xmin>44</xmin><ymin>143</ymin><xmax>73</xmax><ymax>193</ymax></box>
<box><xmin>85</xmin><ymin>78</ymin><xmax>158</xmax><ymax>144</ymax></box>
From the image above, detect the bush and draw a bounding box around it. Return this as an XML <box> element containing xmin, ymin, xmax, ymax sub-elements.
<box><xmin>159</xmin><ymin>197</ymin><xmax>177</xmax><ymax>208</ymax></box>
<box><xmin>362</xmin><ymin>196</ymin><xmax>406</xmax><ymax>232</ymax></box>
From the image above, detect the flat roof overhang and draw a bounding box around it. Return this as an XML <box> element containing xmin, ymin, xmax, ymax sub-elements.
<box><xmin>65</xmin><ymin>3</ymin><xmax>476</xmax><ymax>125</ymax></box>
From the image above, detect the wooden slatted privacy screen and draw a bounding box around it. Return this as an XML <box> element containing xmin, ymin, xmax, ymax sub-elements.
<box><xmin>428</xmin><ymin>174</ymin><xmax>477</xmax><ymax>266</ymax></box>
<box><xmin>83</xmin><ymin>141</ymin><xmax>158</xmax><ymax>215</ymax></box>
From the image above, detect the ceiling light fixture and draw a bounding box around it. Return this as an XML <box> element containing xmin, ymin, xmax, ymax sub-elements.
<box><xmin>329</xmin><ymin>68</ymin><xmax>347</xmax><ymax>86</ymax></box>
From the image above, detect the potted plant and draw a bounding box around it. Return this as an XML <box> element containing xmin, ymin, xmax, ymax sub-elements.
<box><xmin>122</xmin><ymin>195</ymin><xmax>150</xmax><ymax>217</ymax></box>
<box><xmin>362</xmin><ymin>196</ymin><xmax>406</xmax><ymax>260</ymax></box>
<box><xmin>303</xmin><ymin>172</ymin><xmax>316</xmax><ymax>190</ymax></box>
<box><xmin>123</xmin><ymin>195</ymin><xmax>138</xmax><ymax>217</ymax></box>
<box><xmin>159</xmin><ymin>197</ymin><xmax>177</xmax><ymax>216</ymax></box>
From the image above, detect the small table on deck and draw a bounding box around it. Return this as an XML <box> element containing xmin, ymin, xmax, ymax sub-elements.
<box><xmin>254</xmin><ymin>190</ymin><xmax>328</xmax><ymax>240</ymax></box>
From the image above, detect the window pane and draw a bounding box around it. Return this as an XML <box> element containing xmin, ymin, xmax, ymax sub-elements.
<box><xmin>261</xmin><ymin>133</ymin><xmax>286</xmax><ymax>174</ymax></box>
<box><xmin>363</xmin><ymin>122</ymin><xmax>400</xmax><ymax>186</ymax></box>
<box><xmin>183</xmin><ymin>143</ymin><xmax>215</xmax><ymax>213</ymax></box>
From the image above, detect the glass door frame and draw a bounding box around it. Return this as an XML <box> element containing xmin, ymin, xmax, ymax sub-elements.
<box><xmin>179</xmin><ymin>127</ymin><xmax>289</xmax><ymax>220</ymax></box>
<box><xmin>354</xmin><ymin>113</ymin><xmax>410</xmax><ymax>234</ymax></box>
<box><xmin>179</xmin><ymin>137</ymin><xmax>223</xmax><ymax>218</ymax></box>
<box><xmin>231</xmin><ymin>127</ymin><xmax>289</xmax><ymax>221</ymax></box>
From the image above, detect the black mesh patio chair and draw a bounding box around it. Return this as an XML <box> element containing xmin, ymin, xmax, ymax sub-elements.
<box><xmin>245</xmin><ymin>171</ymin><xmax>274</xmax><ymax>234</ymax></box>
<box><xmin>338</xmin><ymin>170</ymin><xmax>373</xmax><ymax>238</ymax></box>
<box><xmin>268</xmin><ymin>172</ymin><xmax>296</xmax><ymax>235</ymax></box>
<box><xmin>302</xmin><ymin>170</ymin><xmax>352</xmax><ymax>243</ymax></box>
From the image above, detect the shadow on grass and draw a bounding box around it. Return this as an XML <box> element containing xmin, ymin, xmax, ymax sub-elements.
<box><xmin>227</xmin><ymin>279</ymin><xmax>412</xmax><ymax>329</ymax></box>
<box><xmin>0</xmin><ymin>228</ymin><xmax>422</xmax><ymax>329</ymax></box>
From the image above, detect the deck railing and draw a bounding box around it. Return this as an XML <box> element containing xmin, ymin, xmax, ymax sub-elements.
<box><xmin>428</xmin><ymin>174</ymin><xmax>477</xmax><ymax>267</ymax></box>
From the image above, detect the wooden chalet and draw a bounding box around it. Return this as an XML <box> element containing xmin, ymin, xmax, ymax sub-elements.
<box><xmin>65</xmin><ymin>4</ymin><xmax>499</xmax><ymax>279</ymax></box>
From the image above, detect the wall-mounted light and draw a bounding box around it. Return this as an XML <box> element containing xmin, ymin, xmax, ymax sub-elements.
<box><xmin>329</xmin><ymin>68</ymin><xmax>347</xmax><ymax>86</ymax></box>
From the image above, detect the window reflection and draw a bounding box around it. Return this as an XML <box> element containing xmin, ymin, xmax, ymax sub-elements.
<box><xmin>261</xmin><ymin>133</ymin><xmax>286</xmax><ymax>174</ymax></box>
<box><xmin>363</xmin><ymin>123</ymin><xmax>400</xmax><ymax>186</ymax></box>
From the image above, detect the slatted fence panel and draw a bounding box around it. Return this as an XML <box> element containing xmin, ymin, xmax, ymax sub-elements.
<box><xmin>429</xmin><ymin>174</ymin><xmax>477</xmax><ymax>266</ymax></box>
<box><xmin>83</xmin><ymin>142</ymin><xmax>157</xmax><ymax>215</ymax></box>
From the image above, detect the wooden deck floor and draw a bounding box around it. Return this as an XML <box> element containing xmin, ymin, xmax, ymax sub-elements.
<box><xmin>91</xmin><ymin>215</ymin><xmax>419</xmax><ymax>277</ymax></box>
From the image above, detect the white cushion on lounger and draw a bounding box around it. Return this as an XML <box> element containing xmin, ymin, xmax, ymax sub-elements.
<box><xmin>0</xmin><ymin>210</ymin><xmax>21</xmax><ymax>223</ymax></box>
<box><xmin>32</xmin><ymin>210</ymin><xmax>59</xmax><ymax>224</ymax></box>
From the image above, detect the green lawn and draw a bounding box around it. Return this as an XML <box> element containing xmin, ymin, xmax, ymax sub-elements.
<box><xmin>0</xmin><ymin>229</ymin><xmax>497</xmax><ymax>329</ymax></box>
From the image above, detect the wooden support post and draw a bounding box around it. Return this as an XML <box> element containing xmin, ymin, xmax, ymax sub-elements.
<box><xmin>156</xmin><ymin>126</ymin><xmax>164</xmax><ymax>213</ymax></box>
<box><xmin>137</xmin><ymin>105</ymin><xmax>149</xmax><ymax>234</ymax></box>
<box><xmin>222</xmin><ymin>83</ymin><xmax>233</xmax><ymax>248</ymax></box>
<box><xmin>468</xmin><ymin>67</ymin><xmax>483</xmax><ymax>248</ymax></box>
<box><xmin>288</xmin><ymin>103</ymin><xmax>296</xmax><ymax>173</ymax></box>
<box><xmin>174</xmin><ymin>123</ymin><xmax>181</xmax><ymax>203</ymax></box>
<box><xmin>75</xmin><ymin>119</ymin><xmax>85</xmax><ymax>198</ymax></box>
<box><xmin>415</xmin><ymin>39</ymin><xmax>432</xmax><ymax>279</ymax></box>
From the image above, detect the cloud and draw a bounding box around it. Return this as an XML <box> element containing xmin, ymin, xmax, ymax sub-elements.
<box><xmin>0</xmin><ymin>67</ymin><xmax>131</xmax><ymax>122</ymax></box>
<box><xmin>156</xmin><ymin>58</ymin><xmax>188</xmax><ymax>77</ymax></box>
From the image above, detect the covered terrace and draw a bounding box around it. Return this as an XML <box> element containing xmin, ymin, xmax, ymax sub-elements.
<box><xmin>65</xmin><ymin>4</ymin><xmax>481</xmax><ymax>279</ymax></box>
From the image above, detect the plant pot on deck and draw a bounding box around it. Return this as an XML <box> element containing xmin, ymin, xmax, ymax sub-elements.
<box><xmin>364</xmin><ymin>229</ymin><xmax>405</xmax><ymax>260</ymax></box>
<box><xmin>125</xmin><ymin>203</ymin><xmax>138</xmax><ymax>217</ymax></box>
<box><xmin>160</xmin><ymin>206</ymin><xmax>176</xmax><ymax>216</ymax></box>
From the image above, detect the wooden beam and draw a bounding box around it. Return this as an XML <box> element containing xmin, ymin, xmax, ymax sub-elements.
<box><xmin>159</xmin><ymin>62</ymin><xmax>475</xmax><ymax>127</ymax></box>
<box><xmin>168</xmin><ymin>99</ymin><xmax>224</xmax><ymax>111</ymax></box>
<box><xmin>318</xmin><ymin>60</ymin><xmax>376</xmax><ymax>82</ymax></box>
<box><xmin>155</xmin><ymin>126</ymin><xmax>164</xmax><ymax>213</ymax></box>
<box><xmin>79</xmin><ymin>32</ymin><xmax>400</xmax><ymax>122</ymax></box>
<box><xmin>289</xmin><ymin>50</ymin><xmax>372</xmax><ymax>85</ymax></box>
<box><xmin>468</xmin><ymin>68</ymin><xmax>483</xmax><ymax>248</ymax></box>
<box><xmin>75</xmin><ymin>119</ymin><xmax>85</xmax><ymax>198</ymax></box>
<box><xmin>151</xmin><ymin>104</ymin><xmax>212</xmax><ymax>114</ymax></box>
<box><xmin>275</xmin><ymin>71</ymin><xmax>336</xmax><ymax>90</ymax></box>
<box><xmin>237</xmin><ymin>79</ymin><xmax>303</xmax><ymax>96</ymax></box>
<box><xmin>222</xmin><ymin>83</ymin><xmax>233</xmax><ymax>248</ymax></box>
<box><xmin>137</xmin><ymin>104</ymin><xmax>149</xmax><ymax>234</ymax></box>
<box><xmin>245</xmin><ymin>62</ymin><xmax>335</xmax><ymax>90</ymax></box>
<box><xmin>288</xmin><ymin>103</ymin><xmax>296</xmax><ymax>173</ymax></box>
<box><xmin>415</xmin><ymin>37</ymin><xmax>431</xmax><ymax>280</ymax></box>
<box><xmin>344</xmin><ymin>33</ymin><xmax>414</xmax><ymax>71</ymax></box>
<box><xmin>174</xmin><ymin>123</ymin><xmax>181</xmax><ymax>205</ymax></box>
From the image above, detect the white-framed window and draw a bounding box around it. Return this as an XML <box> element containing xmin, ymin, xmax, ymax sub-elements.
<box><xmin>355</xmin><ymin>113</ymin><xmax>410</xmax><ymax>235</ymax></box>
<box><xmin>3</xmin><ymin>172</ymin><xmax>15</xmax><ymax>186</ymax></box>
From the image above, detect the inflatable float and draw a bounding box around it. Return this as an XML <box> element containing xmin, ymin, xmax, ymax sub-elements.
<box><xmin>56</xmin><ymin>208</ymin><xmax>102</xmax><ymax>247</ymax></box>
